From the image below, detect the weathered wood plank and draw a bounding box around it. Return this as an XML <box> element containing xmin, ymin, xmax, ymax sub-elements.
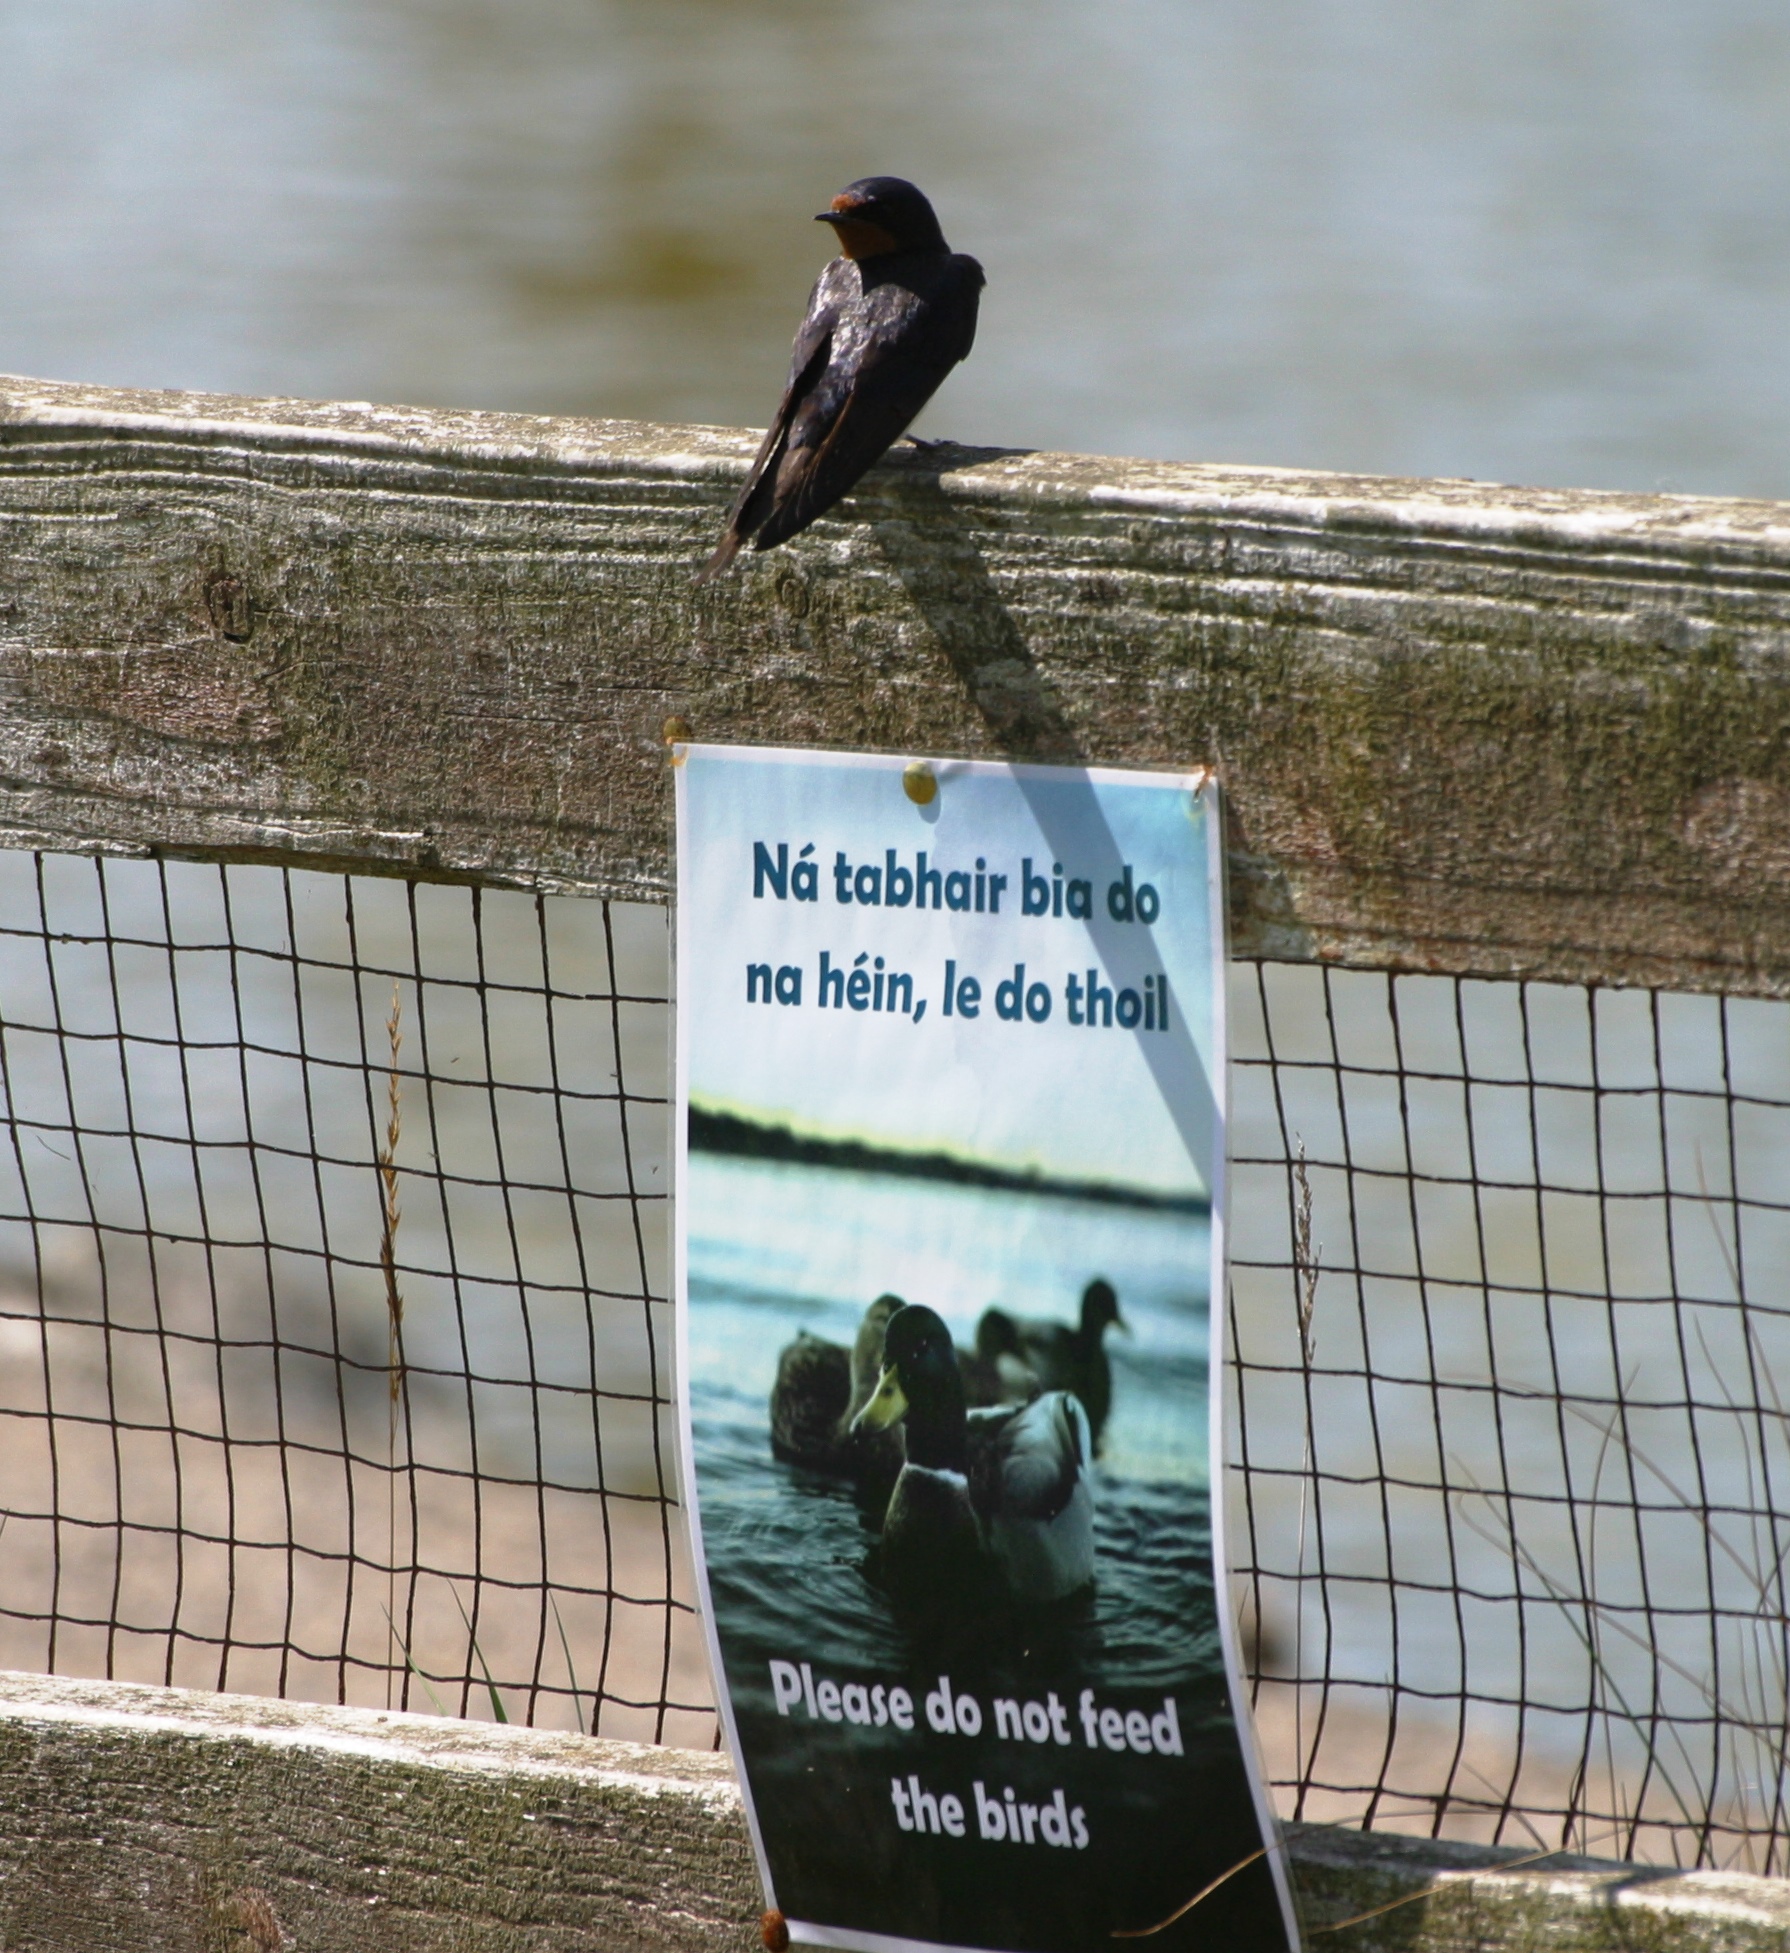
<box><xmin>4</xmin><ymin>373</ymin><xmax>1790</xmax><ymax>994</ymax></box>
<box><xmin>1290</xmin><ymin>1824</ymin><xmax>1790</xmax><ymax>1953</ymax></box>
<box><xmin>1</xmin><ymin>1672</ymin><xmax>1785</xmax><ymax>1953</ymax></box>
<box><xmin>0</xmin><ymin>1672</ymin><xmax>756</xmax><ymax>1953</ymax></box>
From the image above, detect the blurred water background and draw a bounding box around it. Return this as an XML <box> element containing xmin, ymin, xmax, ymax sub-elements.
<box><xmin>3</xmin><ymin>0</ymin><xmax>1790</xmax><ymax>1863</ymax></box>
<box><xmin>5</xmin><ymin>1</ymin><xmax>1790</xmax><ymax>496</ymax></box>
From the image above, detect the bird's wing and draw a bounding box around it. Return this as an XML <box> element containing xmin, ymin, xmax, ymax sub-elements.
<box><xmin>698</xmin><ymin>274</ymin><xmax>843</xmax><ymax>581</ymax></box>
<box><xmin>769</xmin><ymin>1333</ymin><xmax>852</xmax><ymax>1457</ymax></box>
<box><xmin>749</xmin><ymin>256</ymin><xmax>983</xmax><ymax>553</ymax></box>
<box><xmin>1015</xmin><ymin>1321</ymin><xmax>1077</xmax><ymax>1388</ymax></box>
<box><xmin>982</xmin><ymin>1392</ymin><xmax>1087</xmax><ymax>1524</ymax></box>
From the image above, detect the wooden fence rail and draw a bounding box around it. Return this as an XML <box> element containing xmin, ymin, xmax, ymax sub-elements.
<box><xmin>4</xmin><ymin>373</ymin><xmax>1790</xmax><ymax>995</ymax></box>
<box><xmin>6</xmin><ymin>1673</ymin><xmax>1789</xmax><ymax>1953</ymax></box>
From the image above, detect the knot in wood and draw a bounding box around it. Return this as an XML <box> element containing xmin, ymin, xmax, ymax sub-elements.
<box><xmin>203</xmin><ymin>569</ymin><xmax>253</xmax><ymax>642</ymax></box>
<box><xmin>226</xmin><ymin>1886</ymin><xmax>284</xmax><ymax>1951</ymax></box>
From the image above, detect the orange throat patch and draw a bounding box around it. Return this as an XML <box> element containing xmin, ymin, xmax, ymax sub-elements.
<box><xmin>829</xmin><ymin>216</ymin><xmax>898</xmax><ymax>261</ymax></box>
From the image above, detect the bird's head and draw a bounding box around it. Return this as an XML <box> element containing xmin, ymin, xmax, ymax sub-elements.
<box><xmin>852</xmin><ymin>1292</ymin><xmax>904</xmax><ymax>1385</ymax></box>
<box><xmin>976</xmin><ymin>1308</ymin><xmax>1021</xmax><ymax>1361</ymax></box>
<box><xmin>1082</xmin><ymin>1278</ymin><xmax>1128</xmax><ymax>1339</ymax></box>
<box><xmin>816</xmin><ymin>177</ymin><xmax>947</xmax><ymax>260</ymax></box>
<box><xmin>852</xmin><ymin>1303</ymin><xmax>959</xmax><ymax>1433</ymax></box>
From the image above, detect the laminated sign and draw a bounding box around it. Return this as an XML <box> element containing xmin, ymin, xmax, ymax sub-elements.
<box><xmin>674</xmin><ymin>746</ymin><xmax>1294</xmax><ymax>1953</ymax></box>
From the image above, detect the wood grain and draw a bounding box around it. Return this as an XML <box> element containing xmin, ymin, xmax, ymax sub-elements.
<box><xmin>5</xmin><ymin>373</ymin><xmax>1790</xmax><ymax>993</ymax></box>
<box><xmin>1</xmin><ymin>1672</ymin><xmax>1784</xmax><ymax>1953</ymax></box>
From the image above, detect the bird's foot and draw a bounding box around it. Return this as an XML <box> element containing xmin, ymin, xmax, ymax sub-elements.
<box><xmin>904</xmin><ymin>434</ymin><xmax>951</xmax><ymax>454</ymax></box>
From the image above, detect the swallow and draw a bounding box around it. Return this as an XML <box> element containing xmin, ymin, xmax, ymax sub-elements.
<box><xmin>700</xmin><ymin>177</ymin><xmax>984</xmax><ymax>580</ymax></box>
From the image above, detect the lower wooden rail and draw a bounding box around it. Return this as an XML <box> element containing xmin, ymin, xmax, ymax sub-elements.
<box><xmin>1</xmin><ymin>1672</ymin><xmax>1783</xmax><ymax>1952</ymax></box>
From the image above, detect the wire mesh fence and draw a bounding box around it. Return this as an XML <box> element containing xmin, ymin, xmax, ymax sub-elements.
<box><xmin>1229</xmin><ymin>961</ymin><xmax>1790</xmax><ymax>1873</ymax></box>
<box><xmin>0</xmin><ymin>849</ymin><xmax>707</xmax><ymax>1745</ymax></box>
<box><xmin>0</xmin><ymin>849</ymin><xmax>1787</xmax><ymax>1870</ymax></box>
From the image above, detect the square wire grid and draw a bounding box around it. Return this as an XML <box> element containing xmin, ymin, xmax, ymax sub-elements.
<box><xmin>0</xmin><ymin>851</ymin><xmax>708</xmax><ymax>1744</ymax></box>
<box><xmin>2</xmin><ymin>850</ymin><xmax>1789</xmax><ymax>1872</ymax></box>
<box><xmin>1229</xmin><ymin>959</ymin><xmax>1790</xmax><ymax>1872</ymax></box>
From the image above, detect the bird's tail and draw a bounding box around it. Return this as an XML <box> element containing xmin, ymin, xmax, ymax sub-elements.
<box><xmin>696</xmin><ymin>527</ymin><xmax>745</xmax><ymax>583</ymax></box>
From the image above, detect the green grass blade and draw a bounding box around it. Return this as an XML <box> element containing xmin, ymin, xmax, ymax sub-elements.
<box><xmin>451</xmin><ymin>1585</ymin><xmax>510</xmax><ymax>1724</ymax></box>
<box><xmin>380</xmin><ymin>1604</ymin><xmax>450</xmax><ymax>1717</ymax></box>
<box><xmin>551</xmin><ymin>1594</ymin><xmax>588</xmax><ymax>1736</ymax></box>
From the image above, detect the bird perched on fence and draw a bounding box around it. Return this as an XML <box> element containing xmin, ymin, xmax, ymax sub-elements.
<box><xmin>699</xmin><ymin>177</ymin><xmax>984</xmax><ymax>579</ymax></box>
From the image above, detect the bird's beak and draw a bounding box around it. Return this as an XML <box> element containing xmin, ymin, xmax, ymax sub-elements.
<box><xmin>814</xmin><ymin>211</ymin><xmax>846</xmax><ymax>226</ymax></box>
<box><xmin>851</xmin><ymin>1365</ymin><xmax>908</xmax><ymax>1433</ymax></box>
<box><xmin>1116</xmin><ymin>1312</ymin><xmax>1133</xmax><ymax>1336</ymax></box>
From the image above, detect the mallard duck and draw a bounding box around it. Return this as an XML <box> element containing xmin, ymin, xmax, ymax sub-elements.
<box><xmin>770</xmin><ymin>1294</ymin><xmax>904</xmax><ymax>1479</ymax></box>
<box><xmin>975</xmin><ymin>1278</ymin><xmax>1126</xmax><ymax>1452</ymax></box>
<box><xmin>956</xmin><ymin>1308</ymin><xmax>1041</xmax><ymax>1409</ymax></box>
<box><xmin>852</xmin><ymin>1303</ymin><xmax>1094</xmax><ymax>1605</ymax></box>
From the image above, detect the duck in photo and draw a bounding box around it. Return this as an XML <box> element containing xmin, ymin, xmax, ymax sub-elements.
<box><xmin>770</xmin><ymin>1293</ymin><xmax>904</xmax><ymax>1481</ymax></box>
<box><xmin>852</xmin><ymin>1303</ymin><xmax>1094</xmax><ymax>1606</ymax></box>
<box><xmin>956</xmin><ymin>1308</ymin><xmax>1041</xmax><ymax>1409</ymax></box>
<box><xmin>975</xmin><ymin>1278</ymin><xmax>1127</xmax><ymax>1452</ymax></box>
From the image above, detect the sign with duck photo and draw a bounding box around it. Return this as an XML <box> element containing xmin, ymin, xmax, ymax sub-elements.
<box><xmin>673</xmin><ymin>745</ymin><xmax>1294</xmax><ymax>1953</ymax></box>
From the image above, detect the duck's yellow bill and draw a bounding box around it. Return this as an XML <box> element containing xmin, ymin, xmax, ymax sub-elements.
<box><xmin>852</xmin><ymin>1366</ymin><xmax>908</xmax><ymax>1432</ymax></box>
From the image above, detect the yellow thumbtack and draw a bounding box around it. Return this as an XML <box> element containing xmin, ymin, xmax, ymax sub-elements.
<box><xmin>902</xmin><ymin>762</ymin><xmax>937</xmax><ymax>806</ymax></box>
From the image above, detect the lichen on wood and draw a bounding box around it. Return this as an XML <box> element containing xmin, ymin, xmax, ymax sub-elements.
<box><xmin>2</xmin><ymin>1672</ymin><xmax>1786</xmax><ymax>1953</ymax></box>
<box><xmin>4</xmin><ymin>372</ymin><xmax>1790</xmax><ymax>994</ymax></box>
